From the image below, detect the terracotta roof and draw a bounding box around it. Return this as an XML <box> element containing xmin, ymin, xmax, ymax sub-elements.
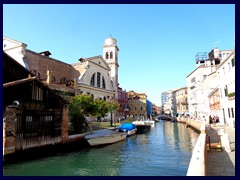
<box><xmin>44</xmin><ymin>83</ymin><xmax>75</xmax><ymax>93</ymax></box>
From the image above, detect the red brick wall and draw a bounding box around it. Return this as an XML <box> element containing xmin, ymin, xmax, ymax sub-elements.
<box><xmin>3</xmin><ymin>107</ymin><xmax>16</xmax><ymax>155</ymax></box>
<box><xmin>26</xmin><ymin>50</ymin><xmax>80</xmax><ymax>83</ymax></box>
<box><xmin>61</xmin><ymin>106</ymin><xmax>69</xmax><ymax>143</ymax></box>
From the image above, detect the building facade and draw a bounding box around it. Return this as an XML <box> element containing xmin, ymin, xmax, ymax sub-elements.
<box><xmin>216</xmin><ymin>50</ymin><xmax>235</xmax><ymax>127</ymax></box>
<box><xmin>175</xmin><ymin>87</ymin><xmax>188</xmax><ymax>115</ymax></box>
<box><xmin>186</xmin><ymin>48</ymin><xmax>233</xmax><ymax>118</ymax></box>
<box><xmin>127</xmin><ymin>91</ymin><xmax>148</xmax><ymax>120</ymax></box>
<box><xmin>117</xmin><ymin>87</ymin><xmax>128</xmax><ymax>120</ymax></box>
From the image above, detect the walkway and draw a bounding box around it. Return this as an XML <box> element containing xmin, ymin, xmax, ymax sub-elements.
<box><xmin>207</xmin><ymin>124</ymin><xmax>235</xmax><ymax>176</ymax></box>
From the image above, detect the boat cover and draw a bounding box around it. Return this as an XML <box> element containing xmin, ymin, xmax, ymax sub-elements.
<box><xmin>117</xmin><ymin>123</ymin><xmax>136</xmax><ymax>131</ymax></box>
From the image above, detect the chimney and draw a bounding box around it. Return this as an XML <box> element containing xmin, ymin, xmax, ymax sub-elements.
<box><xmin>39</xmin><ymin>51</ymin><xmax>52</xmax><ymax>57</ymax></box>
<box><xmin>46</xmin><ymin>70</ymin><xmax>52</xmax><ymax>85</ymax></box>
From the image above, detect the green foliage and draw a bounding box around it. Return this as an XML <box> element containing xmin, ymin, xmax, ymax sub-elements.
<box><xmin>107</xmin><ymin>100</ymin><xmax>120</xmax><ymax>113</ymax></box>
<box><xmin>69</xmin><ymin>95</ymin><xmax>120</xmax><ymax>133</ymax></box>
<box><xmin>69</xmin><ymin>94</ymin><xmax>96</xmax><ymax>133</ymax></box>
<box><xmin>227</xmin><ymin>92</ymin><xmax>235</xmax><ymax>98</ymax></box>
<box><xmin>94</xmin><ymin>99</ymin><xmax>109</xmax><ymax>118</ymax></box>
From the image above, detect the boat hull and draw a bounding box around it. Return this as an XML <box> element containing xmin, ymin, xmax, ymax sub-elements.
<box><xmin>126</xmin><ymin>129</ymin><xmax>137</xmax><ymax>137</ymax></box>
<box><xmin>86</xmin><ymin>133</ymin><xmax>126</xmax><ymax>147</ymax></box>
<box><xmin>135</xmin><ymin>124</ymin><xmax>151</xmax><ymax>134</ymax></box>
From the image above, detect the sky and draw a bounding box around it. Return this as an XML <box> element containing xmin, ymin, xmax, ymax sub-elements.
<box><xmin>3</xmin><ymin>4</ymin><xmax>235</xmax><ymax>106</ymax></box>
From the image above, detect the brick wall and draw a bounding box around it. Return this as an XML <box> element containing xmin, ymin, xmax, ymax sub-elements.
<box><xmin>61</xmin><ymin>106</ymin><xmax>69</xmax><ymax>143</ymax></box>
<box><xmin>26</xmin><ymin>50</ymin><xmax>80</xmax><ymax>83</ymax></box>
<box><xmin>3</xmin><ymin>107</ymin><xmax>17</xmax><ymax>155</ymax></box>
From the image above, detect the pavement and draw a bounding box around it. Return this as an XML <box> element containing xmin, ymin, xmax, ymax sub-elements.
<box><xmin>206</xmin><ymin>124</ymin><xmax>235</xmax><ymax>176</ymax></box>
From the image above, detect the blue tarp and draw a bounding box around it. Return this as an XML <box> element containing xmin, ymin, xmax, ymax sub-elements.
<box><xmin>117</xmin><ymin>123</ymin><xmax>136</xmax><ymax>131</ymax></box>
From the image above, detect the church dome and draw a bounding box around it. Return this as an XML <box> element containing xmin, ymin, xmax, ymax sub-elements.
<box><xmin>105</xmin><ymin>37</ymin><xmax>117</xmax><ymax>46</ymax></box>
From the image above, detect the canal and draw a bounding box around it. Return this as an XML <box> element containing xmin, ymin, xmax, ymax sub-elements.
<box><xmin>3</xmin><ymin>120</ymin><xmax>199</xmax><ymax>176</ymax></box>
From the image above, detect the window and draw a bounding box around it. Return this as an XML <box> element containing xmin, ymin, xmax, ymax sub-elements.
<box><xmin>191</xmin><ymin>77</ymin><xmax>195</xmax><ymax>83</ymax></box>
<box><xmin>102</xmin><ymin>77</ymin><xmax>106</xmax><ymax>89</ymax></box>
<box><xmin>110</xmin><ymin>52</ymin><xmax>113</xmax><ymax>59</ymax></box>
<box><xmin>231</xmin><ymin>58</ymin><xmax>235</xmax><ymax>67</ymax></box>
<box><xmin>60</xmin><ymin>77</ymin><xmax>66</xmax><ymax>84</ymax></box>
<box><xmin>203</xmin><ymin>75</ymin><xmax>207</xmax><ymax>81</ymax></box>
<box><xmin>224</xmin><ymin>85</ymin><xmax>228</xmax><ymax>97</ymax></box>
<box><xmin>231</xmin><ymin>107</ymin><xmax>234</xmax><ymax>118</ymax></box>
<box><xmin>90</xmin><ymin>73</ymin><xmax>95</xmax><ymax>86</ymax></box>
<box><xmin>97</xmin><ymin>72</ymin><xmax>101</xmax><ymax>87</ymax></box>
<box><xmin>52</xmin><ymin>76</ymin><xmax>56</xmax><ymax>83</ymax></box>
<box><xmin>228</xmin><ymin>108</ymin><xmax>231</xmax><ymax>118</ymax></box>
<box><xmin>105</xmin><ymin>52</ymin><xmax>109</xmax><ymax>59</ymax></box>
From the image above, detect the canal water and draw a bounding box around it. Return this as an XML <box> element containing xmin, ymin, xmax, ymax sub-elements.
<box><xmin>4</xmin><ymin>120</ymin><xmax>199</xmax><ymax>176</ymax></box>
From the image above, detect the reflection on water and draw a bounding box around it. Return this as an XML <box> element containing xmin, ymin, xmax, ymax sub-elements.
<box><xmin>4</xmin><ymin>121</ymin><xmax>199</xmax><ymax>176</ymax></box>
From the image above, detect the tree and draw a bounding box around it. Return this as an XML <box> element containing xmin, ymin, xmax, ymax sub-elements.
<box><xmin>94</xmin><ymin>99</ymin><xmax>109</xmax><ymax>119</ymax></box>
<box><xmin>106</xmin><ymin>100</ymin><xmax>120</xmax><ymax>127</ymax></box>
<box><xmin>69</xmin><ymin>94</ymin><xmax>96</xmax><ymax>133</ymax></box>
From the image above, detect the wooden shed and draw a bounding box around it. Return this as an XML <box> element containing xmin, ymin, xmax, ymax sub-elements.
<box><xmin>3</xmin><ymin>52</ymin><xmax>70</xmax><ymax>155</ymax></box>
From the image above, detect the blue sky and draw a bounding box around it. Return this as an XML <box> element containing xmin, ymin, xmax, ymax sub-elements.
<box><xmin>3</xmin><ymin>4</ymin><xmax>235</xmax><ymax>106</ymax></box>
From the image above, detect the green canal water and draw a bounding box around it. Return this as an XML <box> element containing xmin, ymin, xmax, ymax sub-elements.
<box><xmin>3</xmin><ymin>120</ymin><xmax>199</xmax><ymax>176</ymax></box>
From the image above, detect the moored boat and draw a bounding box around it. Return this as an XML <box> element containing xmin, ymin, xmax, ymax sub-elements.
<box><xmin>132</xmin><ymin>121</ymin><xmax>151</xmax><ymax>134</ymax></box>
<box><xmin>85</xmin><ymin>129</ymin><xmax>127</xmax><ymax>147</ymax></box>
<box><xmin>116</xmin><ymin>122</ymin><xmax>137</xmax><ymax>137</ymax></box>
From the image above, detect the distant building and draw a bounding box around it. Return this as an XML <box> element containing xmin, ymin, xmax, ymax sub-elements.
<box><xmin>161</xmin><ymin>89</ymin><xmax>176</xmax><ymax>116</ymax></box>
<box><xmin>151</xmin><ymin>103</ymin><xmax>158</xmax><ymax>117</ymax></box>
<box><xmin>146</xmin><ymin>100</ymin><xmax>152</xmax><ymax>118</ymax></box>
<box><xmin>117</xmin><ymin>87</ymin><xmax>128</xmax><ymax>120</ymax></box>
<box><xmin>127</xmin><ymin>91</ymin><xmax>147</xmax><ymax>120</ymax></box>
<box><xmin>174</xmin><ymin>87</ymin><xmax>188</xmax><ymax>115</ymax></box>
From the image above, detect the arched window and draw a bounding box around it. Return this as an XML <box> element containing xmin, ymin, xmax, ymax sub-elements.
<box><xmin>103</xmin><ymin>96</ymin><xmax>106</xmax><ymax>101</ymax></box>
<box><xmin>97</xmin><ymin>72</ymin><xmax>101</xmax><ymax>87</ymax></box>
<box><xmin>105</xmin><ymin>52</ymin><xmax>109</xmax><ymax>59</ymax></box>
<box><xmin>51</xmin><ymin>76</ymin><xmax>56</xmax><ymax>83</ymax></box>
<box><xmin>102</xmin><ymin>77</ymin><xmax>106</xmax><ymax>89</ymax></box>
<box><xmin>90</xmin><ymin>73</ymin><xmax>95</xmax><ymax>86</ymax></box>
<box><xmin>60</xmin><ymin>77</ymin><xmax>66</xmax><ymax>84</ymax></box>
<box><xmin>110</xmin><ymin>52</ymin><xmax>113</xmax><ymax>59</ymax></box>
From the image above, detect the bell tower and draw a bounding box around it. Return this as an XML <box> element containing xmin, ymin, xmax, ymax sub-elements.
<box><xmin>103</xmin><ymin>36</ymin><xmax>119</xmax><ymax>99</ymax></box>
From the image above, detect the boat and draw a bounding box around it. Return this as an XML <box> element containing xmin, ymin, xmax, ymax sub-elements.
<box><xmin>85</xmin><ymin>129</ymin><xmax>127</xmax><ymax>147</ymax></box>
<box><xmin>146</xmin><ymin>120</ymin><xmax>155</xmax><ymax>127</ymax></box>
<box><xmin>158</xmin><ymin>115</ymin><xmax>172</xmax><ymax>121</ymax></box>
<box><xmin>171</xmin><ymin>116</ymin><xmax>177</xmax><ymax>123</ymax></box>
<box><xmin>116</xmin><ymin>122</ymin><xmax>137</xmax><ymax>137</ymax></box>
<box><xmin>154</xmin><ymin>117</ymin><xmax>160</xmax><ymax>123</ymax></box>
<box><xmin>132</xmin><ymin>121</ymin><xmax>151</xmax><ymax>134</ymax></box>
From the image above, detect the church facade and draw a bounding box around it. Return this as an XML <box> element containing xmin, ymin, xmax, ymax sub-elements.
<box><xmin>3</xmin><ymin>36</ymin><xmax>120</xmax><ymax>104</ymax></box>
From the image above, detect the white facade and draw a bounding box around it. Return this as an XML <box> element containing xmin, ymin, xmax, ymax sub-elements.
<box><xmin>216</xmin><ymin>51</ymin><xmax>235</xmax><ymax>127</ymax></box>
<box><xmin>103</xmin><ymin>37</ymin><xmax>119</xmax><ymax>99</ymax></box>
<box><xmin>72</xmin><ymin>55</ymin><xmax>115</xmax><ymax>100</ymax></box>
<box><xmin>3</xmin><ymin>36</ymin><xmax>28</xmax><ymax>69</ymax></box>
<box><xmin>187</xmin><ymin>48</ymin><xmax>234</xmax><ymax>119</ymax></box>
<box><xmin>187</xmin><ymin>64</ymin><xmax>217</xmax><ymax>118</ymax></box>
